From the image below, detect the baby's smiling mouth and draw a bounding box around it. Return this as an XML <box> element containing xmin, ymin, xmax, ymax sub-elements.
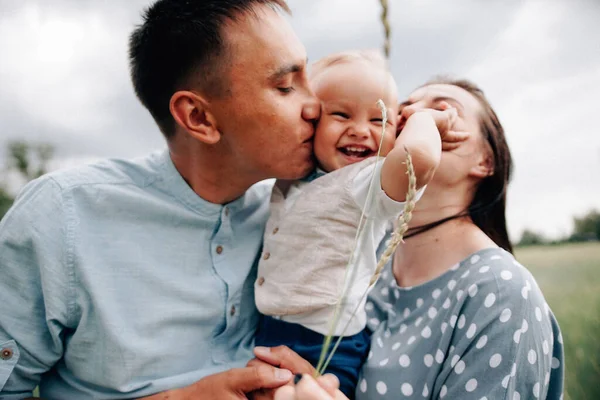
<box><xmin>338</xmin><ymin>145</ymin><xmax>376</xmax><ymax>159</ymax></box>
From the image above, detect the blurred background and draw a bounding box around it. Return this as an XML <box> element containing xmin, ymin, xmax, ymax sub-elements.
<box><xmin>0</xmin><ymin>0</ymin><xmax>598</xmax><ymax>398</ymax></box>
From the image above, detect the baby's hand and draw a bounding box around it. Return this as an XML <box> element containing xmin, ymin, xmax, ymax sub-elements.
<box><xmin>398</xmin><ymin>101</ymin><xmax>468</xmax><ymax>151</ymax></box>
<box><xmin>419</xmin><ymin>102</ymin><xmax>456</xmax><ymax>137</ymax></box>
<box><xmin>419</xmin><ymin>102</ymin><xmax>468</xmax><ymax>151</ymax></box>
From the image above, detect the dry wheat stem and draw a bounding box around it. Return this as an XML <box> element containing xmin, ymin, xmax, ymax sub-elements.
<box><xmin>370</xmin><ymin>150</ymin><xmax>417</xmax><ymax>285</ymax></box>
<box><xmin>316</xmin><ymin>0</ymin><xmax>395</xmax><ymax>376</ymax></box>
<box><xmin>315</xmin><ymin>100</ymin><xmax>389</xmax><ymax>376</ymax></box>
<box><xmin>380</xmin><ymin>0</ymin><xmax>391</xmax><ymax>58</ymax></box>
<box><xmin>317</xmin><ymin>99</ymin><xmax>418</xmax><ymax>374</ymax></box>
<box><xmin>317</xmin><ymin>150</ymin><xmax>417</xmax><ymax>375</ymax></box>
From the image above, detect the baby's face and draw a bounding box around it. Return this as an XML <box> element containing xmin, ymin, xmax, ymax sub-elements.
<box><xmin>310</xmin><ymin>62</ymin><xmax>398</xmax><ymax>172</ymax></box>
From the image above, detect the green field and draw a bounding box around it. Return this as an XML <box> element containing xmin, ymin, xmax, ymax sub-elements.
<box><xmin>516</xmin><ymin>242</ymin><xmax>600</xmax><ymax>400</ymax></box>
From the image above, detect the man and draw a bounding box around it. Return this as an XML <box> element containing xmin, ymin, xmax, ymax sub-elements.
<box><xmin>0</xmin><ymin>0</ymin><xmax>320</xmax><ymax>398</ymax></box>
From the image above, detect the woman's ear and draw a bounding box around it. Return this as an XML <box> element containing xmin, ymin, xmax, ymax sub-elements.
<box><xmin>170</xmin><ymin>91</ymin><xmax>221</xmax><ymax>145</ymax></box>
<box><xmin>469</xmin><ymin>142</ymin><xmax>494</xmax><ymax>178</ymax></box>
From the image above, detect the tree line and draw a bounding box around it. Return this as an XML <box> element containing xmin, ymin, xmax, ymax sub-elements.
<box><xmin>1</xmin><ymin>141</ymin><xmax>54</xmax><ymax>219</ymax></box>
<box><xmin>518</xmin><ymin>210</ymin><xmax>600</xmax><ymax>247</ymax></box>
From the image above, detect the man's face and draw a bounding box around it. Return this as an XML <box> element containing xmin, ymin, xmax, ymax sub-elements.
<box><xmin>207</xmin><ymin>6</ymin><xmax>319</xmax><ymax>181</ymax></box>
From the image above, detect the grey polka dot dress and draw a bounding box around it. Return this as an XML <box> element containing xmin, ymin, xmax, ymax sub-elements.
<box><xmin>357</xmin><ymin>247</ymin><xmax>564</xmax><ymax>399</ymax></box>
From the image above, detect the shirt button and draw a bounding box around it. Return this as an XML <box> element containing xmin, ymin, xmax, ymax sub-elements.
<box><xmin>1</xmin><ymin>348</ymin><xmax>13</xmax><ymax>360</ymax></box>
<box><xmin>263</xmin><ymin>252</ymin><xmax>270</xmax><ymax>260</ymax></box>
<box><xmin>216</xmin><ymin>245</ymin><xmax>223</xmax><ymax>255</ymax></box>
<box><xmin>257</xmin><ymin>277</ymin><xmax>265</xmax><ymax>286</ymax></box>
<box><xmin>230</xmin><ymin>305</ymin><xmax>236</xmax><ymax>316</ymax></box>
<box><xmin>224</xmin><ymin>207</ymin><xmax>230</xmax><ymax>217</ymax></box>
<box><xmin>272</xmin><ymin>227</ymin><xmax>279</xmax><ymax>235</ymax></box>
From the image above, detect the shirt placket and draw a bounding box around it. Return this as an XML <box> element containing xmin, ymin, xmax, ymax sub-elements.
<box><xmin>210</xmin><ymin>205</ymin><xmax>241</xmax><ymax>363</ymax></box>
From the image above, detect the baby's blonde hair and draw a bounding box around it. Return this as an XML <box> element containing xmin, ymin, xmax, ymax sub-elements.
<box><xmin>309</xmin><ymin>49</ymin><xmax>390</xmax><ymax>81</ymax></box>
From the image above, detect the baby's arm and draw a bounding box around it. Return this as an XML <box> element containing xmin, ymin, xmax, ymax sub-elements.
<box><xmin>380</xmin><ymin>109</ymin><xmax>454</xmax><ymax>202</ymax></box>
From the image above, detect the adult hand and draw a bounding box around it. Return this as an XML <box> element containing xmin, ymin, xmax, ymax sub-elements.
<box><xmin>247</xmin><ymin>346</ymin><xmax>316</xmax><ymax>400</ymax></box>
<box><xmin>274</xmin><ymin>374</ymin><xmax>348</xmax><ymax>400</ymax></box>
<box><xmin>138</xmin><ymin>365</ymin><xmax>293</xmax><ymax>400</ymax></box>
<box><xmin>253</xmin><ymin>346</ymin><xmax>316</xmax><ymax>375</ymax></box>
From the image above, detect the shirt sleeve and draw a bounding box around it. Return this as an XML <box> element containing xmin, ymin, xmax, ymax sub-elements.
<box><xmin>350</xmin><ymin>159</ymin><xmax>425</xmax><ymax>221</ymax></box>
<box><xmin>434</xmin><ymin>265</ymin><xmax>564</xmax><ymax>400</ymax></box>
<box><xmin>0</xmin><ymin>177</ymin><xmax>71</xmax><ymax>397</ymax></box>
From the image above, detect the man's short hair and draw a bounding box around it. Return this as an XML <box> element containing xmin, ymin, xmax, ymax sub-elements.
<box><xmin>129</xmin><ymin>0</ymin><xmax>290</xmax><ymax>139</ymax></box>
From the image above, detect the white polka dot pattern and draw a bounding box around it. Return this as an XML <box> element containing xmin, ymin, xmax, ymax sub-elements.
<box><xmin>399</xmin><ymin>355</ymin><xmax>410</xmax><ymax>367</ymax></box>
<box><xmin>376</xmin><ymin>381</ymin><xmax>387</xmax><ymax>395</ymax></box>
<box><xmin>454</xmin><ymin>360</ymin><xmax>465</xmax><ymax>374</ymax></box>
<box><xmin>357</xmin><ymin>248</ymin><xmax>564</xmax><ymax>400</ymax></box>
<box><xmin>490</xmin><ymin>353</ymin><xmax>502</xmax><ymax>368</ymax></box>
<box><xmin>466</xmin><ymin>378</ymin><xmax>478</xmax><ymax>392</ymax></box>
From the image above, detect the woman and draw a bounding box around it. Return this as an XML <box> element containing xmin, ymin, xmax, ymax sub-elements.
<box><xmin>258</xmin><ymin>78</ymin><xmax>565</xmax><ymax>400</ymax></box>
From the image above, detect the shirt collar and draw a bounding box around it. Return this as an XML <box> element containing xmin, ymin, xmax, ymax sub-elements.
<box><xmin>154</xmin><ymin>149</ymin><xmax>241</xmax><ymax>216</ymax></box>
<box><xmin>301</xmin><ymin>168</ymin><xmax>327</xmax><ymax>183</ymax></box>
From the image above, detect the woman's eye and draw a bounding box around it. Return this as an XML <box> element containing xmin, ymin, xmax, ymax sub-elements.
<box><xmin>278</xmin><ymin>87</ymin><xmax>294</xmax><ymax>94</ymax></box>
<box><xmin>332</xmin><ymin>112</ymin><xmax>349</xmax><ymax>119</ymax></box>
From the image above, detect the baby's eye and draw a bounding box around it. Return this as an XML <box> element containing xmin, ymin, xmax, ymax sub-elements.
<box><xmin>370</xmin><ymin>118</ymin><xmax>384</xmax><ymax>124</ymax></box>
<box><xmin>332</xmin><ymin>111</ymin><xmax>350</xmax><ymax>119</ymax></box>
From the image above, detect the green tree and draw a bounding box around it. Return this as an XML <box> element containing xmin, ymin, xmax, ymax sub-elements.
<box><xmin>518</xmin><ymin>229</ymin><xmax>547</xmax><ymax>246</ymax></box>
<box><xmin>570</xmin><ymin>209</ymin><xmax>600</xmax><ymax>241</ymax></box>
<box><xmin>0</xmin><ymin>141</ymin><xmax>55</xmax><ymax>221</ymax></box>
<box><xmin>0</xmin><ymin>186</ymin><xmax>13</xmax><ymax>220</ymax></box>
<box><xmin>7</xmin><ymin>141</ymin><xmax>54</xmax><ymax>181</ymax></box>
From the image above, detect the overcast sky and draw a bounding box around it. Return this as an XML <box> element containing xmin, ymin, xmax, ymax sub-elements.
<box><xmin>0</xmin><ymin>0</ymin><xmax>599</xmax><ymax>240</ymax></box>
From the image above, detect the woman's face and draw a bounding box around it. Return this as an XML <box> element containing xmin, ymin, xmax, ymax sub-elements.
<box><xmin>398</xmin><ymin>84</ymin><xmax>492</xmax><ymax>190</ymax></box>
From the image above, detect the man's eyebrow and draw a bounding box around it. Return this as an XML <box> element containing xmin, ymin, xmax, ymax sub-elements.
<box><xmin>269</xmin><ymin>58</ymin><xmax>308</xmax><ymax>81</ymax></box>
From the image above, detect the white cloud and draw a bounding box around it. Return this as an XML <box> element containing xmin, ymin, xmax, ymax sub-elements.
<box><xmin>465</xmin><ymin>0</ymin><xmax>600</xmax><ymax>239</ymax></box>
<box><xmin>0</xmin><ymin>4</ymin><xmax>129</xmax><ymax>134</ymax></box>
<box><xmin>290</xmin><ymin>0</ymin><xmax>379</xmax><ymax>42</ymax></box>
<box><xmin>468</xmin><ymin>0</ymin><xmax>564</xmax><ymax>84</ymax></box>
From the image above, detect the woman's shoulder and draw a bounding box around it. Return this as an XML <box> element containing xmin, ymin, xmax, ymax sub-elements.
<box><xmin>451</xmin><ymin>247</ymin><xmax>554</xmax><ymax>333</ymax></box>
<box><xmin>456</xmin><ymin>247</ymin><xmax>543</xmax><ymax>302</ymax></box>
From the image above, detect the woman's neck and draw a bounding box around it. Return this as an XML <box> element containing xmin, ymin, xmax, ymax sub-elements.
<box><xmin>392</xmin><ymin>217</ymin><xmax>497</xmax><ymax>288</ymax></box>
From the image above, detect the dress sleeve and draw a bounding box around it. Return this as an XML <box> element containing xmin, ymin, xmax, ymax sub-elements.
<box><xmin>434</xmin><ymin>262</ymin><xmax>564</xmax><ymax>400</ymax></box>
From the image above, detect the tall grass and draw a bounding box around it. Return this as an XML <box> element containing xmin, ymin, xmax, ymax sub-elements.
<box><xmin>516</xmin><ymin>242</ymin><xmax>600</xmax><ymax>400</ymax></box>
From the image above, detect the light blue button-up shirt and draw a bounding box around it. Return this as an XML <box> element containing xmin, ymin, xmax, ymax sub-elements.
<box><xmin>0</xmin><ymin>150</ymin><xmax>272</xmax><ymax>399</ymax></box>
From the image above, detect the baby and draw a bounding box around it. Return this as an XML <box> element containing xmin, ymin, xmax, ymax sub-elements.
<box><xmin>254</xmin><ymin>50</ymin><xmax>454</xmax><ymax>397</ymax></box>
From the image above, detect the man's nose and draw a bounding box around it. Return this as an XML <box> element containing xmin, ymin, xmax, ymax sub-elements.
<box><xmin>302</xmin><ymin>94</ymin><xmax>321</xmax><ymax>123</ymax></box>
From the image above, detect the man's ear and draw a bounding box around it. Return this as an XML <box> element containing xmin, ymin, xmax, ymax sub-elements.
<box><xmin>170</xmin><ymin>91</ymin><xmax>221</xmax><ymax>145</ymax></box>
<box><xmin>469</xmin><ymin>144</ymin><xmax>495</xmax><ymax>178</ymax></box>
